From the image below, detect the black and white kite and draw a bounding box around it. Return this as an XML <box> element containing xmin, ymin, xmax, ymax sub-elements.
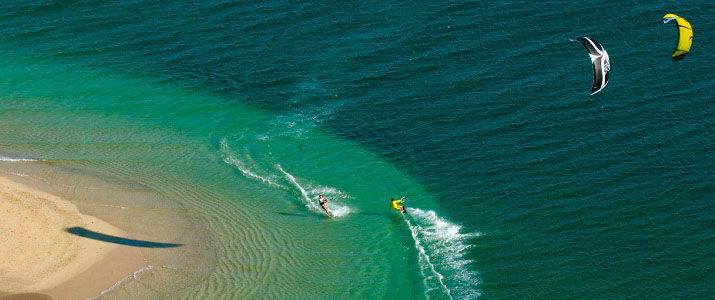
<box><xmin>570</xmin><ymin>36</ymin><xmax>610</xmax><ymax>95</ymax></box>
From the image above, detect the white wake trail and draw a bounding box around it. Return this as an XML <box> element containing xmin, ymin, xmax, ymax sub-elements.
<box><xmin>277</xmin><ymin>164</ymin><xmax>350</xmax><ymax>217</ymax></box>
<box><xmin>404</xmin><ymin>214</ymin><xmax>453</xmax><ymax>300</ymax></box>
<box><xmin>0</xmin><ymin>156</ymin><xmax>38</xmax><ymax>162</ymax></box>
<box><xmin>220</xmin><ymin>138</ymin><xmax>281</xmax><ymax>187</ymax></box>
<box><xmin>405</xmin><ymin>207</ymin><xmax>481</xmax><ymax>299</ymax></box>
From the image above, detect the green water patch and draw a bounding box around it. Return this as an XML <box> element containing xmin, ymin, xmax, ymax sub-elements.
<box><xmin>0</xmin><ymin>54</ymin><xmax>480</xmax><ymax>299</ymax></box>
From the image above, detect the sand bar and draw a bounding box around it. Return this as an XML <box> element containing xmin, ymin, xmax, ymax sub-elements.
<box><xmin>0</xmin><ymin>175</ymin><xmax>146</xmax><ymax>299</ymax></box>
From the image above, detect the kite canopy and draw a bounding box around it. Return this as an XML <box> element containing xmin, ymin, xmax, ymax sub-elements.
<box><xmin>662</xmin><ymin>14</ymin><xmax>693</xmax><ymax>61</ymax></box>
<box><xmin>570</xmin><ymin>36</ymin><xmax>610</xmax><ymax>95</ymax></box>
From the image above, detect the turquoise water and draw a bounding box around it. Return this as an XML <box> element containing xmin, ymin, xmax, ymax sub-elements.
<box><xmin>1</xmin><ymin>1</ymin><xmax>714</xmax><ymax>299</ymax></box>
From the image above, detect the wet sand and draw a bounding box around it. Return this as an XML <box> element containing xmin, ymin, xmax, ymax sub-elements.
<box><xmin>0</xmin><ymin>175</ymin><xmax>147</xmax><ymax>299</ymax></box>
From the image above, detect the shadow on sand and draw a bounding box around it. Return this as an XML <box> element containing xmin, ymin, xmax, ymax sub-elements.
<box><xmin>65</xmin><ymin>227</ymin><xmax>182</xmax><ymax>248</ymax></box>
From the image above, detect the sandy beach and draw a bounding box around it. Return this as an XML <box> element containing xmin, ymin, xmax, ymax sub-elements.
<box><xmin>0</xmin><ymin>175</ymin><xmax>147</xmax><ymax>300</ymax></box>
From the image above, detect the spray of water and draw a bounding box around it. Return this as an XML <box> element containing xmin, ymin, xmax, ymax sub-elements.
<box><xmin>404</xmin><ymin>207</ymin><xmax>481</xmax><ymax>299</ymax></box>
<box><xmin>404</xmin><ymin>214</ymin><xmax>454</xmax><ymax>300</ymax></box>
<box><xmin>277</xmin><ymin>164</ymin><xmax>350</xmax><ymax>217</ymax></box>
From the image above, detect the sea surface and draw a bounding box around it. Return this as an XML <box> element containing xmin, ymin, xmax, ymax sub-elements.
<box><xmin>1</xmin><ymin>1</ymin><xmax>713</xmax><ymax>299</ymax></box>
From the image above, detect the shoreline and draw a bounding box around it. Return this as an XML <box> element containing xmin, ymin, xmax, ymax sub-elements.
<box><xmin>0</xmin><ymin>174</ymin><xmax>148</xmax><ymax>300</ymax></box>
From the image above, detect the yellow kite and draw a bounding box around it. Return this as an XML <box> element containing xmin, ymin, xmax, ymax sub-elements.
<box><xmin>662</xmin><ymin>14</ymin><xmax>693</xmax><ymax>61</ymax></box>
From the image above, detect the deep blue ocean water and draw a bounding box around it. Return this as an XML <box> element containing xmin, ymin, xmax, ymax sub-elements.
<box><xmin>1</xmin><ymin>1</ymin><xmax>713</xmax><ymax>299</ymax></box>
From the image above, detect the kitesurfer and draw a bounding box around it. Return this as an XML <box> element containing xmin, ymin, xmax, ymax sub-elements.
<box><xmin>318</xmin><ymin>195</ymin><xmax>332</xmax><ymax>217</ymax></box>
<box><xmin>390</xmin><ymin>197</ymin><xmax>405</xmax><ymax>213</ymax></box>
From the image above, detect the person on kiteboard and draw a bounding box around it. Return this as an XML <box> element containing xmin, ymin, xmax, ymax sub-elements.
<box><xmin>318</xmin><ymin>195</ymin><xmax>332</xmax><ymax>217</ymax></box>
<box><xmin>390</xmin><ymin>197</ymin><xmax>405</xmax><ymax>213</ymax></box>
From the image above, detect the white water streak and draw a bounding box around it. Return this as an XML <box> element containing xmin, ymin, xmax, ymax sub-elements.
<box><xmin>220</xmin><ymin>138</ymin><xmax>281</xmax><ymax>187</ymax></box>
<box><xmin>0</xmin><ymin>156</ymin><xmax>38</xmax><ymax>162</ymax></box>
<box><xmin>220</xmin><ymin>137</ymin><xmax>350</xmax><ymax>217</ymax></box>
<box><xmin>88</xmin><ymin>265</ymin><xmax>154</xmax><ymax>300</ymax></box>
<box><xmin>405</xmin><ymin>215</ymin><xmax>453</xmax><ymax>300</ymax></box>
<box><xmin>277</xmin><ymin>164</ymin><xmax>350</xmax><ymax>217</ymax></box>
<box><xmin>405</xmin><ymin>207</ymin><xmax>481</xmax><ymax>299</ymax></box>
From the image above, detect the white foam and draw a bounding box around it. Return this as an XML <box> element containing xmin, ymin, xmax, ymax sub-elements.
<box><xmin>308</xmin><ymin>185</ymin><xmax>349</xmax><ymax>200</ymax></box>
<box><xmin>405</xmin><ymin>208</ymin><xmax>481</xmax><ymax>299</ymax></box>
<box><xmin>220</xmin><ymin>138</ymin><xmax>281</xmax><ymax>187</ymax></box>
<box><xmin>405</xmin><ymin>216</ymin><xmax>453</xmax><ymax>300</ymax></box>
<box><xmin>305</xmin><ymin>183</ymin><xmax>351</xmax><ymax>217</ymax></box>
<box><xmin>277</xmin><ymin>164</ymin><xmax>351</xmax><ymax>217</ymax></box>
<box><xmin>0</xmin><ymin>156</ymin><xmax>37</xmax><ymax>162</ymax></box>
<box><xmin>88</xmin><ymin>265</ymin><xmax>154</xmax><ymax>300</ymax></box>
<box><xmin>325</xmin><ymin>202</ymin><xmax>351</xmax><ymax>217</ymax></box>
